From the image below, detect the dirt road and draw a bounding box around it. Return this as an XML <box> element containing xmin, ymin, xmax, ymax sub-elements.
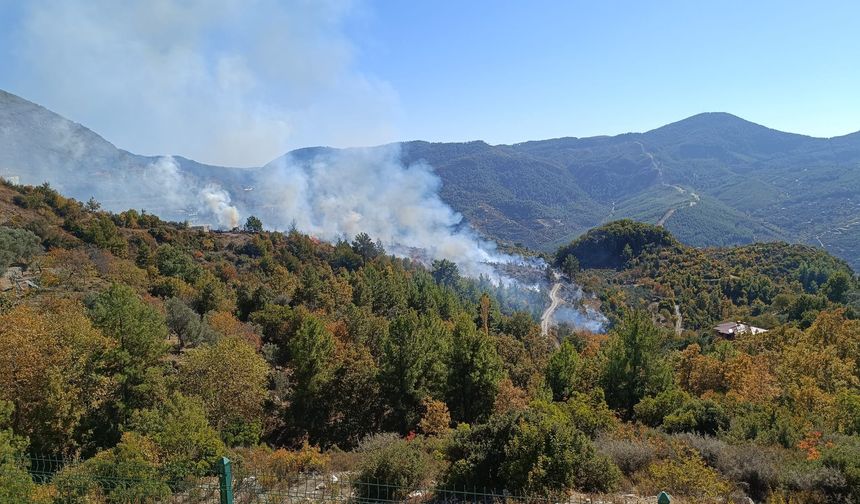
<box><xmin>541</xmin><ymin>282</ymin><xmax>563</xmax><ymax>336</ymax></box>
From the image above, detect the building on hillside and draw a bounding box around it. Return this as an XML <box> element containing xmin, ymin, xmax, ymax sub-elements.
<box><xmin>714</xmin><ymin>321</ymin><xmax>768</xmax><ymax>338</ymax></box>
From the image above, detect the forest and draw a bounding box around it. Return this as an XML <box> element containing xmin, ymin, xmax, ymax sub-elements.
<box><xmin>2</xmin><ymin>181</ymin><xmax>860</xmax><ymax>503</ymax></box>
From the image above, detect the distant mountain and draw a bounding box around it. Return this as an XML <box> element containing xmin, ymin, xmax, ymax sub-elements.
<box><xmin>0</xmin><ymin>90</ymin><xmax>251</xmax><ymax>222</ymax></box>
<box><xmin>403</xmin><ymin>112</ymin><xmax>860</xmax><ymax>268</ymax></box>
<box><xmin>2</xmin><ymin>89</ymin><xmax>858</xmax><ymax>269</ymax></box>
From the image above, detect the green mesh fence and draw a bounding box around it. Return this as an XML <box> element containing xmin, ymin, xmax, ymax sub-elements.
<box><xmin>7</xmin><ymin>454</ymin><xmax>642</xmax><ymax>504</ymax></box>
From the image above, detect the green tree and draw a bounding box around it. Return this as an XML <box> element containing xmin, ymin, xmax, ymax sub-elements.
<box><xmin>546</xmin><ymin>340</ymin><xmax>584</xmax><ymax>402</ymax></box>
<box><xmin>601</xmin><ymin>310</ymin><xmax>672</xmax><ymax>418</ymax></box>
<box><xmin>432</xmin><ymin>259</ymin><xmax>460</xmax><ymax>287</ymax></box>
<box><xmin>165</xmin><ymin>297</ymin><xmax>214</xmax><ymax>348</ymax></box>
<box><xmin>824</xmin><ymin>271</ymin><xmax>853</xmax><ymax>303</ymax></box>
<box><xmin>561</xmin><ymin>255</ymin><xmax>580</xmax><ymax>278</ymax></box>
<box><xmin>81</xmin><ymin>214</ymin><xmax>127</xmax><ymax>256</ymax></box>
<box><xmin>130</xmin><ymin>393</ymin><xmax>225</xmax><ymax>482</ymax></box>
<box><xmin>379</xmin><ymin>312</ymin><xmax>450</xmax><ymax>431</ymax></box>
<box><xmin>85</xmin><ymin>197</ymin><xmax>102</xmax><ymax>212</ymax></box>
<box><xmin>155</xmin><ymin>244</ymin><xmax>201</xmax><ymax>283</ymax></box>
<box><xmin>319</xmin><ymin>345</ymin><xmax>383</xmax><ymax>447</ymax></box>
<box><xmin>180</xmin><ymin>337</ymin><xmax>268</xmax><ymax>437</ymax></box>
<box><xmin>243</xmin><ymin>215</ymin><xmax>263</xmax><ymax>233</ymax></box>
<box><xmin>351</xmin><ymin>232</ymin><xmax>381</xmax><ymax>263</ymax></box>
<box><xmin>287</xmin><ymin>314</ymin><xmax>335</xmax><ymax>433</ymax></box>
<box><xmin>193</xmin><ymin>271</ymin><xmax>229</xmax><ymax>314</ymax></box>
<box><xmin>88</xmin><ymin>284</ymin><xmax>169</xmax><ymax>429</ymax></box>
<box><xmin>446</xmin><ymin>315</ymin><xmax>504</xmax><ymax>423</ymax></box>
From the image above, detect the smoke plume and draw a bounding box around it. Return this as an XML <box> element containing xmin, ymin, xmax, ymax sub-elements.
<box><xmin>143</xmin><ymin>156</ymin><xmax>240</xmax><ymax>228</ymax></box>
<box><xmin>248</xmin><ymin>145</ymin><xmax>504</xmax><ymax>278</ymax></box>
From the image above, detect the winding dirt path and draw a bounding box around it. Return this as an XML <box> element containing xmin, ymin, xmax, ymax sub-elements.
<box><xmin>541</xmin><ymin>282</ymin><xmax>563</xmax><ymax>336</ymax></box>
<box><xmin>656</xmin><ymin>207</ymin><xmax>676</xmax><ymax>227</ymax></box>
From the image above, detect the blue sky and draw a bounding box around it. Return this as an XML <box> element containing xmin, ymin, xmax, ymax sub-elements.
<box><xmin>1</xmin><ymin>0</ymin><xmax>859</xmax><ymax>165</ymax></box>
<box><xmin>357</xmin><ymin>1</ymin><xmax>860</xmax><ymax>142</ymax></box>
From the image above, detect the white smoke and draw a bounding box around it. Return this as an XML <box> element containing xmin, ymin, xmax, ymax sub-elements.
<box><xmin>143</xmin><ymin>156</ymin><xmax>240</xmax><ymax>228</ymax></box>
<box><xmin>250</xmin><ymin>145</ymin><xmax>504</xmax><ymax>278</ymax></box>
<box><xmin>200</xmin><ymin>184</ymin><xmax>240</xmax><ymax>228</ymax></box>
<box><xmin>1</xmin><ymin>0</ymin><xmax>399</xmax><ymax>167</ymax></box>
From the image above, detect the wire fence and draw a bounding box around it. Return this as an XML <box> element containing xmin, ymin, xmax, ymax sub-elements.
<box><xmin>9</xmin><ymin>454</ymin><xmax>652</xmax><ymax>504</ymax></box>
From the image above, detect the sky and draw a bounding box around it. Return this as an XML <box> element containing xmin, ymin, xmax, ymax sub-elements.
<box><xmin>1</xmin><ymin>0</ymin><xmax>859</xmax><ymax>167</ymax></box>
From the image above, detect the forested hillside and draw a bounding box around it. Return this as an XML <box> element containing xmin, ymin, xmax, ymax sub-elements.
<box><xmin>400</xmin><ymin>113</ymin><xmax>860</xmax><ymax>269</ymax></box>
<box><xmin>557</xmin><ymin>220</ymin><xmax>859</xmax><ymax>332</ymax></box>
<box><xmin>3</xmin><ymin>181</ymin><xmax>860</xmax><ymax>502</ymax></box>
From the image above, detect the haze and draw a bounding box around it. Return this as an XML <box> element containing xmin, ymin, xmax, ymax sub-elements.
<box><xmin>1</xmin><ymin>0</ymin><xmax>859</xmax><ymax>166</ymax></box>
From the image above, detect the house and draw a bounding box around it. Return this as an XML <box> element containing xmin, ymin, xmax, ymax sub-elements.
<box><xmin>714</xmin><ymin>321</ymin><xmax>768</xmax><ymax>338</ymax></box>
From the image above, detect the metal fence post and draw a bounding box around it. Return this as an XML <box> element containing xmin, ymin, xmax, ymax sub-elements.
<box><xmin>218</xmin><ymin>456</ymin><xmax>234</xmax><ymax>504</ymax></box>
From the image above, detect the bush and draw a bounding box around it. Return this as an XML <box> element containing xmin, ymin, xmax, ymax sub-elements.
<box><xmin>561</xmin><ymin>389</ymin><xmax>617</xmax><ymax>437</ymax></box>
<box><xmin>54</xmin><ymin>433</ymin><xmax>171</xmax><ymax>502</ymax></box>
<box><xmin>0</xmin><ymin>401</ymin><xmax>42</xmax><ymax>502</ymax></box>
<box><xmin>0</xmin><ymin>227</ymin><xmax>41</xmax><ymax>274</ymax></box>
<box><xmin>637</xmin><ymin>448</ymin><xmax>731</xmax><ymax>499</ymax></box>
<box><xmin>819</xmin><ymin>436</ymin><xmax>860</xmax><ymax>503</ymax></box>
<box><xmin>444</xmin><ymin>402</ymin><xmax>619</xmax><ymax>496</ymax></box>
<box><xmin>672</xmin><ymin>433</ymin><xmax>779</xmax><ymax>501</ymax></box>
<box><xmin>634</xmin><ymin>389</ymin><xmax>690</xmax><ymax>427</ymax></box>
<box><xmin>661</xmin><ymin>398</ymin><xmax>728</xmax><ymax>435</ymax></box>
<box><xmin>129</xmin><ymin>393</ymin><xmax>226</xmax><ymax>483</ymax></box>
<box><xmin>355</xmin><ymin>435</ymin><xmax>430</xmax><ymax>501</ymax></box>
<box><xmin>595</xmin><ymin>435</ymin><xmax>658</xmax><ymax>477</ymax></box>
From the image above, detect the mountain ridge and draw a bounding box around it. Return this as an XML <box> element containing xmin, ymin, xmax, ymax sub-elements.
<box><xmin>2</xmin><ymin>89</ymin><xmax>858</xmax><ymax>269</ymax></box>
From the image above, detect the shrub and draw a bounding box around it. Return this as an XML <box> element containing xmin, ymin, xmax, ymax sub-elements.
<box><xmin>54</xmin><ymin>433</ymin><xmax>171</xmax><ymax>502</ymax></box>
<box><xmin>673</xmin><ymin>433</ymin><xmax>780</xmax><ymax>501</ymax></box>
<box><xmin>637</xmin><ymin>449</ymin><xmax>731</xmax><ymax>499</ymax></box>
<box><xmin>595</xmin><ymin>435</ymin><xmax>657</xmax><ymax>477</ymax></box>
<box><xmin>0</xmin><ymin>401</ymin><xmax>41</xmax><ymax>502</ymax></box>
<box><xmin>561</xmin><ymin>389</ymin><xmax>617</xmax><ymax>437</ymax></box>
<box><xmin>819</xmin><ymin>436</ymin><xmax>860</xmax><ymax>503</ymax></box>
<box><xmin>661</xmin><ymin>398</ymin><xmax>728</xmax><ymax>435</ymax></box>
<box><xmin>355</xmin><ymin>435</ymin><xmax>430</xmax><ymax>501</ymax></box>
<box><xmin>0</xmin><ymin>227</ymin><xmax>41</xmax><ymax>274</ymax></box>
<box><xmin>129</xmin><ymin>393</ymin><xmax>226</xmax><ymax>483</ymax></box>
<box><xmin>634</xmin><ymin>389</ymin><xmax>690</xmax><ymax>427</ymax></box>
<box><xmin>444</xmin><ymin>402</ymin><xmax>619</xmax><ymax>496</ymax></box>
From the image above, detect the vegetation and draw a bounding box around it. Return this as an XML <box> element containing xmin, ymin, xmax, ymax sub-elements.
<box><xmin>559</xmin><ymin>221</ymin><xmax>858</xmax><ymax>331</ymax></box>
<box><xmin>1</xmin><ymin>180</ymin><xmax>860</xmax><ymax>501</ymax></box>
<box><xmin>403</xmin><ymin>113</ymin><xmax>860</xmax><ymax>273</ymax></box>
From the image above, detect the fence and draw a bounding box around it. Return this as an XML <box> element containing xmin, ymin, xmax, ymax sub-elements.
<box><xmin>12</xmin><ymin>455</ymin><xmax>651</xmax><ymax>504</ymax></box>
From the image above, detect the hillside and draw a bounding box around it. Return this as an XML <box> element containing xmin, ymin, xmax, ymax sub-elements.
<box><xmin>556</xmin><ymin>220</ymin><xmax>858</xmax><ymax>332</ymax></box>
<box><xmin>422</xmin><ymin>112</ymin><xmax>860</xmax><ymax>265</ymax></box>
<box><xmin>0</xmin><ymin>90</ymin><xmax>252</xmax><ymax>224</ymax></box>
<box><xmin>2</xmin><ymin>182</ymin><xmax>860</xmax><ymax>502</ymax></box>
<box><xmin>2</xmin><ymin>89</ymin><xmax>859</xmax><ymax>269</ymax></box>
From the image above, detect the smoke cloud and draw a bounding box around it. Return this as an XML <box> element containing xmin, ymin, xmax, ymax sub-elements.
<box><xmin>248</xmin><ymin>145</ymin><xmax>503</xmax><ymax>277</ymax></box>
<box><xmin>141</xmin><ymin>156</ymin><xmax>240</xmax><ymax>228</ymax></box>
<box><xmin>1</xmin><ymin>0</ymin><xmax>400</xmax><ymax>167</ymax></box>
